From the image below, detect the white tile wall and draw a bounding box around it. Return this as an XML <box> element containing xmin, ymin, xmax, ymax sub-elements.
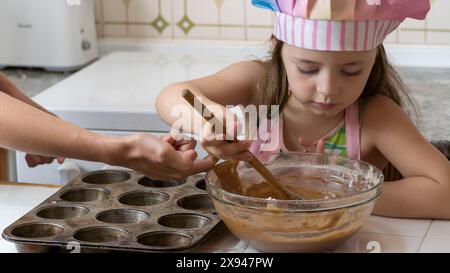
<box><xmin>93</xmin><ymin>0</ymin><xmax>450</xmax><ymax>45</ymax></box>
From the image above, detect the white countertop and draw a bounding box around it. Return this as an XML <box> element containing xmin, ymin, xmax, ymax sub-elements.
<box><xmin>32</xmin><ymin>43</ymin><xmax>269</xmax><ymax>132</ymax></box>
<box><xmin>1</xmin><ymin>183</ymin><xmax>450</xmax><ymax>253</ymax></box>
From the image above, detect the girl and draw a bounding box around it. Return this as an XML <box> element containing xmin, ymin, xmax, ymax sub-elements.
<box><xmin>156</xmin><ymin>0</ymin><xmax>450</xmax><ymax>219</ymax></box>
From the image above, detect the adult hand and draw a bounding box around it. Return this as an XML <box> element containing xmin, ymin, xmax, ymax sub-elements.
<box><xmin>25</xmin><ymin>154</ymin><xmax>65</xmax><ymax>167</ymax></box>
<box><xmin>118</xmin><ymin>133</ymin><xmax>215</xmax><ymax>181</ymax></box>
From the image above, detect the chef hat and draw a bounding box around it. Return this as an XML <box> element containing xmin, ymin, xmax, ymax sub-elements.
<box><xmin>252</xmin><ymin>0</ymin><xmax>430</xmax><ymax>51</ymax></box>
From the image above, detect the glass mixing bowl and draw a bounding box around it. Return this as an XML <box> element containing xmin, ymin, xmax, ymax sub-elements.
<box><xmin>205</xmin><ymin>152</ymin><xmax>384</xmax><ymax>252</ymax></box>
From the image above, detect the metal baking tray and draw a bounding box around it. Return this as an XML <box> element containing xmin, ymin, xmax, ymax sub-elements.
<box><xmin>2</xmin><ymin>170</ymin><xmax>221</xmax><ymax>253</ymax></box>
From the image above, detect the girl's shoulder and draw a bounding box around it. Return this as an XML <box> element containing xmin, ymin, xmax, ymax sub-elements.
<box><xmin>215</xmin><ymin>60</ymin><xmax>264</xmax><ymax>89</ymax></box>
<box><xmin>361</xmin><ymin>95</ymin><xmax>414</xmax><ymax>142</ymax></box>
<box><xmin>220</xmin><ymin>60</ymin><xmax>264</xmax><ymax>76</ymax></box>
<box><xmin>362</xmin><ymin>95</ymin><xmax>404</xmax><ymax>124</ymax></box>
<box><xmin>214</xmin><ymin>60</ymin><xmax>265</xmax><ymax>104</ymax></box>
<box><xmin>191</xmin><ymin>61</ymin><xmax>264</xmax><ymax>106</ymax></box>
<box><xmin>359</xmin><ymin>95</ymin><xmax>412</xmax><ymax>167</ymax></box>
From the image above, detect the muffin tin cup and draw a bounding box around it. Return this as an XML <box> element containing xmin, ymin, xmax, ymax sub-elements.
<box><xmin>2</xmin><ymin>170</ymin><xmax>221</xmax><ymax>253</ymax></box>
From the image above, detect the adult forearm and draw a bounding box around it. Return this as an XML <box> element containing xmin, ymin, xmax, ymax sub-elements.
<box><xmin>0</xmin><ymin>92</ymin><xmax>123</xmax><ymax>164</ymax></box>
<box><xmin>373</xmin><ymin>176</ymin><xmax>450</xmax><ymax>219</ymax></box>
<box><xmin>0</xmin><ymin>73</ymin><xmax>53</xmax><ymax>115</ymax></box>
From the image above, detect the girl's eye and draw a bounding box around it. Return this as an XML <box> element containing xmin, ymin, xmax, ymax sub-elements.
<box><xmin>342</xmin><ymin>70</ymin><xmax>362</xmax><ymax>76</ymax></box>
<box><xmin>297</xmin><ymin>67</ymin><xmax>318</xmax><ymax>74</ymax></box>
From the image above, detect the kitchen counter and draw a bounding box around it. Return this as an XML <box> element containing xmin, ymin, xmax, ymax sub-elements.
<box><xmin>1</xmin><ymin>182</ymin><xmax>450</xmax><ymax>253</ymax></box>
<box><xmin>1</xmin><ymin>69</ymin><xmax>72</xmax><ymax>98</ymax></box>
<box><xmin>2</xmin><ymin>62</ymin><xmax>449</xmax><ymax>141</ymax></box>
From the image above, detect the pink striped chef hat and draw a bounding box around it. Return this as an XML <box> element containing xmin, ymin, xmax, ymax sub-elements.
<box><xmin>252</xmin><ymin>0</ymin><xmax>430</xmax><ymax>51</ymax></box>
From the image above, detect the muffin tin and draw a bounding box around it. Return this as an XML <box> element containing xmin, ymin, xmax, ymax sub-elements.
<box><xmin>2</xmin><ymin>170</ymin><xmax>221</xmax><ymax>253</ymax></box>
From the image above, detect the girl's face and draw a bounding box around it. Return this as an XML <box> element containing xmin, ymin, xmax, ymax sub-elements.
<box><xmin>282</xmin><ymin>43</ymin><xmax>377</xmax><ymax>117</ymax></box>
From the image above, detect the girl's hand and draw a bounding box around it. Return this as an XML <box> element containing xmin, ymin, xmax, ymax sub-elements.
<box><xmin>199</xmin><ymin>112</ymin><xmax>253</xmax><ymax>161</ymax></box>
<box><xmin>297</xmin><ymin>137</ymin><xmax>326</xmax><ymax>153</ymax></box>
<box><xmin>201</xmin><ymin>134</ymin><xmax>253</xmax><ymax>161</ymax></box>
<box><xmin>25</xmin><ymin>154</ymin><xmax>65</xmax><ymax>167</ymax></box>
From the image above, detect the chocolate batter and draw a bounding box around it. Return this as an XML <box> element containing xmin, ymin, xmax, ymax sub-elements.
<box><xmin>210</xmin><ymin>160</ymin><xmax>373</xmax><ymax>252</ymax></box>
<box><xmin>212</xmin><ymin>160</ymin><xmax>343</xmax><ymax>200</ymax></box>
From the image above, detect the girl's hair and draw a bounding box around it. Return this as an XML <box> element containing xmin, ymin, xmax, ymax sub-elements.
<box><xmin>255</xmin><ymin>37</ymin><xmax>418</xmax><ymax>119</ymax></box>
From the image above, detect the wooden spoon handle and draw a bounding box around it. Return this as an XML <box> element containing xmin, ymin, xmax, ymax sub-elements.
<box><xmin>181</xmin><ymin>89</ymin><xmax>296</xmax><ymax>200</ymax></box>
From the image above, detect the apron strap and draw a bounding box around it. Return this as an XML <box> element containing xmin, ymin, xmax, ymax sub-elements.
<box><xmin>345</xmin><ymin>101</ymin><xmax>361</xmax><ymax>160</ymax></box>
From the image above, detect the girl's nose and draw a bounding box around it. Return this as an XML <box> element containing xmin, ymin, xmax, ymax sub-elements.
<box><xmin>316</xmin><ymin>72</ymin><xmax>339</xmax><ymax>97</ymax></box>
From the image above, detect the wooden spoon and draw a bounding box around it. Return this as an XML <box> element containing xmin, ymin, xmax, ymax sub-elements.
<box><xmin>181</xmin><ymin>89</ymin><xmax>303</xmax><ymax>200</ymax></box>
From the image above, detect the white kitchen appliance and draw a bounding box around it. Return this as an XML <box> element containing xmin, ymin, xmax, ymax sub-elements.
<box><xmin>0</xmin><ymin>0</ymin><xmax>98</xmax><ymax>71</ymax></box>
<box><xmin>15</xmin><ymin>42</ymin><xmax>269</xmax><ymax>185</ymax></box>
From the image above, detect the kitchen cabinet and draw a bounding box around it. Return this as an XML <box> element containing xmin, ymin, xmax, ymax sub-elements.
<box><xmin>0</xmin><ymin>148</ymin><xmax>8</xmax><ymax>181</ymax></box>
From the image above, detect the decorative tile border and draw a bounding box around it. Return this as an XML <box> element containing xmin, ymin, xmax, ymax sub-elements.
<box><xmin>94</xmin><ymin>0</ymin><xmax>450</xmax><ymax>44</ymax></box>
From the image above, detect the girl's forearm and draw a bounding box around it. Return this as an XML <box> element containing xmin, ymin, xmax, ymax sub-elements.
<box><xmin>0</xmin><ymin>92</ymin><xmax>125</xmax><ymax>165</ymax></box>
<box><xmin>156</xmin><ymin>83</ymin><xmax>226</xmax><ymax>137</ymax></box>
<box><xmin>372</xmin><ymin>176</ymin><xmax>450</xmax><ymax>219</ymax></box>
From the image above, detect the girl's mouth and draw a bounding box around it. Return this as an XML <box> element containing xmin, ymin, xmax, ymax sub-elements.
<box><xmin>311</xmin><ymin>102</ymin><xmax>337</xmax><ymax>110</ymax></box>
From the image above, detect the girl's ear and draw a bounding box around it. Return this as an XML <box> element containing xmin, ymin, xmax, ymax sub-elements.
<box><xmin>271</xmin><ymin>36</ymin><xmax>277</xmax><ymax>50</ymax></box>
